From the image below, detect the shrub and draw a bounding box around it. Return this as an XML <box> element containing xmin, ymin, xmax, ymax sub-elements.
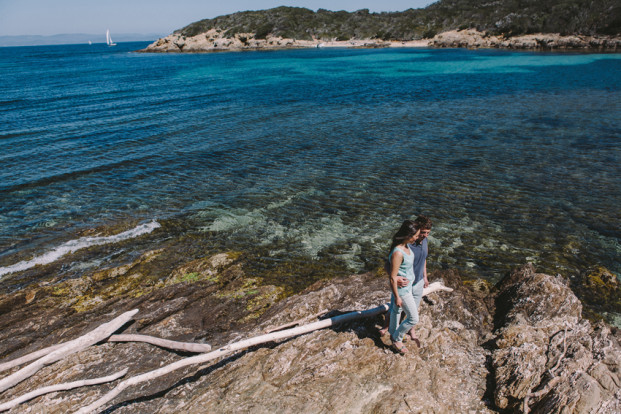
<box><xmin>255</xmin><ymin>23</ymin><xmax>274</xmax><ymax>39</ymax></box>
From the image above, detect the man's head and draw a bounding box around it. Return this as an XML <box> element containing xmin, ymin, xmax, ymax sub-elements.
<box><xmin>414</xmin><ymin>215</ymin><xmax>432</xmax><ymax>242</ymax></box>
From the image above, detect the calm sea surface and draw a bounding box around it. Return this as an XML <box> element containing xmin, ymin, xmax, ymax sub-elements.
<box><xmin>0</xmin><ymin>42</ymin><xmax>619</xmax><ymax>320</ymax></box>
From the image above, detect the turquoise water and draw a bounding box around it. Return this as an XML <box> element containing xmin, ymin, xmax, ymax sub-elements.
<box><xmin>0</xmin><ymin>43</ymin><xmax>619</xmax><ymax>308</ymax></box>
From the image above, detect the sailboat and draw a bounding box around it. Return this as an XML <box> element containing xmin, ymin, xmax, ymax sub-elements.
<box><xmin>106</xmin><ymin>29</ymin><xmax>117</xmax><ymax>46</ymax></box>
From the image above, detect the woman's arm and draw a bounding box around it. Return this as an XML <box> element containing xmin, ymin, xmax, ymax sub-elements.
<box><xmin>385</xmin><ymin>260</ymin><xmax>408</xmax><ymax>288</ymax></box>
<box><xmin>389</xmin><ymin>250</ymin><xmax>404</xmax><ymax>307</ymax></box>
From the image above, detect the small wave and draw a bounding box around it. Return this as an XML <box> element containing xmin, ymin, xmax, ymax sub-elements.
<box><xmin>0</xmin><ymin>221</ymin><xmax>161</xmax><ymax>278</ymax></box>
<box><xmin>0</xmin><ymin>98</ymin><xmax>28</xmax><ymax>107</ymax></box>
<box><xmin>0</xmin><ymin>153</ymin><xmax>158</xmax><ymax>193</ymax></box>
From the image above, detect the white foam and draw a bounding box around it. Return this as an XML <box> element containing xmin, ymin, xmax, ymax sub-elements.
<box><xmin>0</xmin><ymin>221</ymin><xmax>161</xmax><ymax>278</ymax></box>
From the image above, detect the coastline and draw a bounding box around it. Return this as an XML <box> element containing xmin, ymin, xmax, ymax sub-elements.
<box><xmin>139</xmin><ymin>29</ymin><xmax>621</xmax><ymax>53</ymax></box>
<box><xmin>1</xmin><ymin>38</ymin><xmax>620</xmax><ymax>412</ymax></box>
<box><xmin>0</xmin><ymin>258</ymin><xmax>619</xmax><ymax>412</ymax></box>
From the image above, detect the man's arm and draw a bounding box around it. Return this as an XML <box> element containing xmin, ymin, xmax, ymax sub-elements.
<box><xmin>422</xmin><ymin>240</ymin><xmax>429</xmax><ymax>288</ymax></box>
<box><xmin>384</xmin><ymin>259</ymin><xmax>409</xmax><ymax>287</ymax></box>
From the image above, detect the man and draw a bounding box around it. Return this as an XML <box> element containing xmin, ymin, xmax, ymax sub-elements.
<box><xmin>406</xmin><ymin>215</ymin><xmax>432</xmax><ymax>291</ymax></box>
<box><xmin>380</xmin><ymin>215</ymin><xmax>432</xmax><ymax>344</ymax></box>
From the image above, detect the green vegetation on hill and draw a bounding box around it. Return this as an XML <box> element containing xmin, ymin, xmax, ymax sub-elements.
<box><xmin>425</xmin><ymin>0</ymin><xmax>621</xmax><ymax>36</ymax></box>
<box><xmin>176</xmin><ymin>1</ymin><xmax>620</xmax><ymax>41</ymax></box>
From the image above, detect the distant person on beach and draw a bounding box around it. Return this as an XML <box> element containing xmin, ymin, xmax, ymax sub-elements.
<box><xmin>381</xmin><ymin>215</ymin><xmax>432</xmax><ymax>347</ymax></box>
<box><xmin>387</xmin><ymin>220</ymin><xmax>421</xmax><ymax>354</ymax></box>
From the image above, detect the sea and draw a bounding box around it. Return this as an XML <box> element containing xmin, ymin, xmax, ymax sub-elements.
<box><xmin>0</xmin><ymin>42</ymin><xmax>619</xmax><ymax>324</ymax></box>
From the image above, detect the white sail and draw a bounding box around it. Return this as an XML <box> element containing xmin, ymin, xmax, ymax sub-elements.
<box><xmin>106</xmin><ymin>29</ymin><xmax>116</xmax><ymax>46</ymax></box>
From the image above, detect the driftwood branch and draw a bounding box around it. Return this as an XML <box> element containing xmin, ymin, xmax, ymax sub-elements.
<box><xmin>265</xmin><ymin>309</ymin><xmax>328</xmax><ymax>333</ymax></box>
<box><xmin>77</xmin><ymin>282</ymin><xmax>453</xmax><ymax>413</ymax></box>
<box><xmin>0</xmin><ymin>344</ymin><xmax>66</xmax><ymax>374</ymax></box>
<box><xmin>0</xmin><ymin>309</ymin><xmax>137</xmax><ymax>394</ymax></box>
<box><xmin>107</xmin><ymin>334</ymin><xmax>212</xmax><ymax>353</ymax></box>
<box><xmin>0</xmin><ymin>334</ymin><xmax>212</xmax><ymax>374</ymax></box>
<box><xmin>423</xmin><ymin>281</ymin><xmax>453</xmax><ymax>296</ymax></box>
<box><xmin>0</xmin><ymin>369</ymin><xmax>128</xmax><ymax>412</ymax></box>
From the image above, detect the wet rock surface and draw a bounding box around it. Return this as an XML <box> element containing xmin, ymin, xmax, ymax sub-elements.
<box><xmin>0</xmin><ymin>258</ymin><xmax>619</xmax><ymax>413</ymax></box>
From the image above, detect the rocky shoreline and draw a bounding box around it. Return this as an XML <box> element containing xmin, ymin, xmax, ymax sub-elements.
<box><xmin>0</xmin><ymin>250</ymin><xmax>619</xmax><ymax>412</ymax></box>
<box><xmin>140</xmin><ymin>29</ymin><xmax>621</xmax><ymax>53</ymax></box>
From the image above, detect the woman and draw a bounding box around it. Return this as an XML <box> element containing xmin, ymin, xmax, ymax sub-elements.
<box><xmin>388</xmin><ymin>220</ymin><xmax>421</xmax><ymax>354</ymax></box>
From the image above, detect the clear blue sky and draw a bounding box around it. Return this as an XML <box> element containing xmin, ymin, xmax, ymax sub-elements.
<box><xmin>0</xmin><ymin>0</ymin><xmax>435</xmax><ymax>36</ymax></box>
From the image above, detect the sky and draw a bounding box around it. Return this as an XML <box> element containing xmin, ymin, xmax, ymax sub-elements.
<box><xmin>0</xmin><ymin>0</ymin><xmax>436</xmax><ymax>37</ymax></box>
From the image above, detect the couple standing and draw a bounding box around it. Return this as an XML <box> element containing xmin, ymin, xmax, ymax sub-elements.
<box><xmin>382</xmin><ymin>215</ymin><xmax>432</xmax><ymax>354</ymax></box>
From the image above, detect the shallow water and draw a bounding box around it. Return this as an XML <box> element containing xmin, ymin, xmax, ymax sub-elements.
<box><xmin>0</xmin><ymin>43</ymin><xmax>619</xmax><ymax>314</ymax></box>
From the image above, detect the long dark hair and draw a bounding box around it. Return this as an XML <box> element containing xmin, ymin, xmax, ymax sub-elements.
<box><xmin>389</xmin><ymin>219</ymin><xmax>419</xmax><ymax>254</ymax></box>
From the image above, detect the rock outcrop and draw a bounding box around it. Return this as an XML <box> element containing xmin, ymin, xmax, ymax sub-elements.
<box><xmin>0</xmin><ymin>261</ymin><xmax>619</xmax><ymax>413</ymax></box>
<box><xmin>141</xmin><ymin>28</ymin><xmax>621</xmax><ymax>53</ymax></box>
<box><xmin>141</xmin><ymin>29</ymin><xmax>423</xmax><ymax>53</ymax></box>
<box><xmin>491</xmin><ymin>265</ymin><xmax>621</xmax><ymax>412</ymax></box>
<box><xmin>430</xmin><ymin>29</ymin><xmax>621</xmax><ymax>50</ymax></box>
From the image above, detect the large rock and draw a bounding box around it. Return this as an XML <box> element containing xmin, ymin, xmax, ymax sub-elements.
<box><xmin>491</xmin><ymin>264</ymin><xmax>621</xmax><ymax>413</ymax></box>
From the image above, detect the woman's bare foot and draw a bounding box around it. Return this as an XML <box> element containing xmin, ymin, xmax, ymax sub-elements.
<box><xmin>391</xmin><ymin>339</ymin><xmax>408</xmax><ymax>355</ymax></box>
<box><xmin>378</xmin><ymin>326</ymin><xmax>389</xmax><ymax>336</ymax></box>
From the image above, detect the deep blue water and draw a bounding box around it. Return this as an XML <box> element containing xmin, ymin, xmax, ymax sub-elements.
<box><xmin>0</xmin><ymin>42</ymin><xmax>619</xmax><ymax>316</ymax></box>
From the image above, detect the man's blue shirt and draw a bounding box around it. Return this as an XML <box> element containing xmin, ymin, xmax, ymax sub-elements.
<box><xmin>408</xmin><ymin>238</ymin><xmax>428</xmax><ymax>284</ymax></box>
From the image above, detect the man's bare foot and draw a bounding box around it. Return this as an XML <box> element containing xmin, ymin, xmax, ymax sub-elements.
<box><xmin>407</xmin><ymin>331</ymin><xmax>421</xmax><ymax>347</ymax></box>
<box><xmin>378</xmin><ymin>327</ymin><xmax>389</xmax><ymax>336</ymax></box>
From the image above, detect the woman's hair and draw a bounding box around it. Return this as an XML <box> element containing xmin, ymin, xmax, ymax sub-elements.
<box><xmin>389</xmin><ymin>219</ymin><xmax>419</xmax><ymax>253</ymax></box>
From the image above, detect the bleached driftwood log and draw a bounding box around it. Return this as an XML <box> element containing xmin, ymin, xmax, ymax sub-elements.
<box><xmin>0</xmin><ymin>344</ymin><xmax>66</xmax><ymax>374</ymax></box>
<box><xmin>0</xmin><ymin>369</ymin><xmax>128</xmax><ymax>412</ymax></box>
<box><xmin>0</xmin><ymin>309</ymin><xmax>137</xmax><ymax>394</ymax></box>
<box><xmin>76</xmin><ymin>282</ymin><xmax>453</xmax><ymax>413</ymax></box>
<box><xmin>108</xmin><ymin>334</ymin><xmax>212</xmax><ymax>353</ymax></box>
<box><xmin>0</xmin><ymin>334</ymin><xmax>212</xmax><ymax>374</ymax></box>
<box><xmin>265</xmin><ymin>309</ymin><xmax>328</xmax><ymax>333</ymax></box>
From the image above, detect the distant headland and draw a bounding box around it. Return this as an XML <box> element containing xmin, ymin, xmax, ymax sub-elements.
<box><xmin>140</xmin><ymin>3</ymin><xmax>621</xmax><ymax>52</ymax></box>
<box><xmin>0</xmin><ymin>33</ymin><xmax>161</xmax><ymax>47</ymax></box>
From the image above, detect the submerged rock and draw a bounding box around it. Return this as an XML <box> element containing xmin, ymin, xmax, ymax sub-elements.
<box><xmin>0</xmin><ymin>261</ymin><xmax>619</xmax><ymax>413</ymax></box>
